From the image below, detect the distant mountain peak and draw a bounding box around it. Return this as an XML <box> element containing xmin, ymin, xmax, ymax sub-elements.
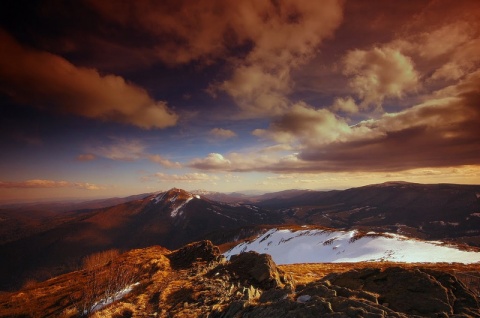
<box><xmin>150</xmin><ymin>188</ymin><xmax>200</xmax><ymax>217</ymax></box>
<box><xmin>367</xmin><ymin>181</ymin><xmax>416</xmax><ymax>188</ymax></box>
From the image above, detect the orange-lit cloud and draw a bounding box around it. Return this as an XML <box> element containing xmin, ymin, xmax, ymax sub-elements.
<box><xmin>87</xmin><ymin>138</ymin><xmax>181</xmax><ymax>168</ymax></box>
<box><xmin>0</xmin><ymin>30</ymin><xmax>178</xmax><ymax>129</ymax></box>
<box><xmin>252</xmin><ymin>102</ymin><xmax>352</xmax><ymax>146</ymax></box>
<box><xmin>209</xmin><ymin>128</ymin><xmax>237</xmax><ymax>139</ymax></box>
<box><xmin>76</xmin><ymin>154</ymin><xmax>96</xmax><ymax>162</ymax></box>
<box><xmin>87</xmin><ymin>0</ymin><xmax>344</xmax><ymax>118</ymax></box>
<box><xmin>343</xmin><ymin>47</ymin><xmax>419</xmax><ymax>109</ymax></box>
<box><xmin>0</xmin><ymin>179</ymin><xmax>103</xmax><ymax>190</ymax></box>
<box><xmin>147</xmin><ymin>155</ymin><xmax>182</xmax><ymax>168</ymax></box>
<box><xmin>331</xmin><ymin>97</ymin><xmax>359</xmax><ymax>114</ymax></box>
<box><xmin>216</xmin><ymin>0</ymin><xmax>344</xmax><ymax>117</ymax></box>
<box><xmin>191</xmin><ymin>69</ymin><xmax>480</xmax><ymax>173</ymax></box>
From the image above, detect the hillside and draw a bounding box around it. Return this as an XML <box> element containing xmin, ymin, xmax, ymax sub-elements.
<box><xmin>1</xmin><ymin>241</ymin><xmax>479</xmax><ymax>317</ymax></box>
<box><xmin>2</xmin><ymin>182</ymin><xmax>480</xmax><ymax>291</ymax></box>
<box><xmin>256</xmin><ymin>182</ymin><xmax>480</xmax><ymax>246</ymax></box>
<box><xmin>0</xmin><ymin>188</ymin><xmax>282</xmax><ymax>291</ymax></box>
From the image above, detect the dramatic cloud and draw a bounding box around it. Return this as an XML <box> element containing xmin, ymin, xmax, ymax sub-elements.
<box><xmin>252</xmin><ymin>102</ymin><xmax>353</xmax><ymax>146</ymax></box>
<box><xmin>0</xmin><ymin>30</ymin><xmax>178</xmax><ymax>129</ymax></box>
<box><xmin>191</xmin><ymin>70</ymin><xmax>480</xmax><ymax>174</ymax></box>
<box><xmin>331</xmin><ymin>96</ymin><xmax>359</xmax><ymax>114</ymax></box>
<box><xmin>209</xmin><ymin>128</ymin><xmax>237</xmax><ymax>139</ymax></box>
<box><xmin>217</xmin><ymin>0</ymin><xmax>344</xmax><ymax>117</ymax></box>
<box><xmin>0</xmin><ymin>179</ymin><xmax>103</xmax><ymax>190</ymax></box>
<box><xmin>88</xmin><ymin>0</ymin><xmax>344</xmax><ymax>118</ymax></box>
<box><xmin>343</xmin><ymin>47</ymin><xmax>419</xmax><ymax>108</ymax></box>
<box><xmin>418</xmin><ymin>22</ymin><xmax>473</xmax><ymax>59</ymax></box>
<box><xmin>297</xmin><ymin>71</ymin><xmax>480</xmax><ymax>171</ymax></box>
<box><xmin>430</xmin><ymin>37</ymin><xmax>480</xmax><ymax>81</ymax></box>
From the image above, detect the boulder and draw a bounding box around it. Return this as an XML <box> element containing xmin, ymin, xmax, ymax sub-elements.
<box><xmin>221</xmin><ymin>251</ymin><xmax>293</xmax><ymax>289</ymax></box>
<box><xmin>168</xmin><ymin>240</ymin><xmax>223</xmax><ymax>269</ymax></box>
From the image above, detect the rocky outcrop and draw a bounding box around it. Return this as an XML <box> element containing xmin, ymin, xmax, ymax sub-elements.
<box><xmin>167</xmin><ymin>240</ymin><xmax>223</xmax><ymax>269</ymax></box>
<box><xmin>214</xmin><ymin>265</ymin><xmax>480</xmax><ymax>318</ymax></box>
<box><xmin>215</xmin><ymin>251</ymin><xmax>294</xmax><ymax>290</ymax></box>
<box><xmin>324</xmin><ymin>267</ymin><xmax>479</xmax><ymax>317</ymax></box>
<box><xmin>2</xmin><ymin>241</ymin><xmax>479</xmax><ymax>317</ymax></box>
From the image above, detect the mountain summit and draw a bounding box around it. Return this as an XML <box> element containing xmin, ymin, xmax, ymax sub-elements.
<box><xmin>150</xmin><ymin>188</ymin><xmax>200</xmax><ymax>218</ymax></box>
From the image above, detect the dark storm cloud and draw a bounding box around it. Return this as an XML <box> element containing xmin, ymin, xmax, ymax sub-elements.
<box><xmin>0</xmin><ymin>30</ymin><xmax>178</xmax><ymax>129</ymax></box>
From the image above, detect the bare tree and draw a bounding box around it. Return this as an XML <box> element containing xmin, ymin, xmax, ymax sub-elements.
<box><xmin>72</xmin><ymin>249</ymin><xmax>136</xmax><ymax>316</ymax></box>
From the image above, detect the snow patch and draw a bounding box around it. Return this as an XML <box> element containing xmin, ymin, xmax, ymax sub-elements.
<box><xmin>225</xmin><ymin>228</ymin><xmax>480</xmax><ymax>265</ymax></box>
<box><xmin>90</xmin><ymin>282</ymin><xmax>139</xmax><ymax>313</ymax></box>
<box><xmin>170</xmin><ymin>197</ymin><xmax>193</xmax><ymax>218</ymax></box>
<box><xmin>151</xmin><ymin>192</ymin><xmax>166</xmax><ymax>204</ymax></box>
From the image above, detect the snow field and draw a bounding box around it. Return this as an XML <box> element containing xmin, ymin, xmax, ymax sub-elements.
<box><xmin>225</xmin><ymin>228</ymin><xmax>480</xmax><ymax>264</ymax></box>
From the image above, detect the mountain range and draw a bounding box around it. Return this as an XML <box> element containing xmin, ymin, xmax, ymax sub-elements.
<box><xmin>1</xmin><ymin>182</ymin><xmax>480</xmax><ymax>291</ymax></box>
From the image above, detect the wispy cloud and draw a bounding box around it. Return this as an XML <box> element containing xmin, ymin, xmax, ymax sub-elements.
<box><xmin>87</xmin><ymin>138</ymin><xmax>181</xmax><ymax>168</ymax></box>
<box><xmin>88</xmin><ymin>138</ymin><xmax>145</xmax><ymax>161</ymax></box>
<box><xmin>144</xmin><ymin>172</ymin><xmax>219</xmax><ymax>183</ymax></box>
<box><xmin>0</xmin><ymin>179</ymin><xmax>103</xmax><ymax>190</ymax></box>
<box><xmin>147</xmin><ymin>155</ymin><xmax>182</xmax><ymax>168</ymax></box>
<box><xmin>76</xmin><ymin>154</ymin><xmax>96</xmax><ymax>162</ymax></box>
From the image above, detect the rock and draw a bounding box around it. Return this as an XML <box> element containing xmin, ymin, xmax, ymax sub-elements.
<box><xmin>258</xmin><ymin>289</ymin><xmax>289</xmax><ymax>303</ymax></box>
<box><xmin>331</xmin><ymin>285</ymin><xmax>378</xmax><ymax>304</ymax></box>
<box><xmin>325</xmin><ymin>266</ymin><xmax>480</xmax><ymax>317</ymax></box>
<box><xmin>221</xmin><ymin>251</ymin><xmax>293</xmax><ymax>289</ymax></box>
<box><xmin>296</xmin><ymin>294</ymin><xmax>311</xmax><ymax>303</ymax></box>
<box><xmin>243</xmin><ymin>285</ymin><xmax>261</xmax><ymax>300</ymax></box>
<box><xmin>167</xmin><ymin>240</ymin><xmax>223</xmax><ymax>269</ymax></box>
<box><xmin>298</xmin><ymin>283</ymin><xmax>337</xmax><ymax>298</ymax></box>
<box><xmin>424</xmin><ymin>269</ymin><xmax>480</xmax><ymax>317</ymax></box>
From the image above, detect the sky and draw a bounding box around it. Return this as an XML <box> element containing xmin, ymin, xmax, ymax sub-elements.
<box><xmin>1</xmin><ymin>0</ymin><xmax>480</xmax><ymax>202</ymax></box>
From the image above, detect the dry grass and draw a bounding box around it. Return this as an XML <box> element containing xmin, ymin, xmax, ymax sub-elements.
<box><xmin>2</xmin><ymin>243</ymin><xmax>479</xmax><ymax>317</ymax></box>
<box><xmin>280</xmin><ymin>262</ymin><xmax>480</xmax><ymax>285</ymax></box>
<box><xmin>0</xmin><ymin>246</ymin><xmax>170</xmax><ymax>317</ymax></box>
